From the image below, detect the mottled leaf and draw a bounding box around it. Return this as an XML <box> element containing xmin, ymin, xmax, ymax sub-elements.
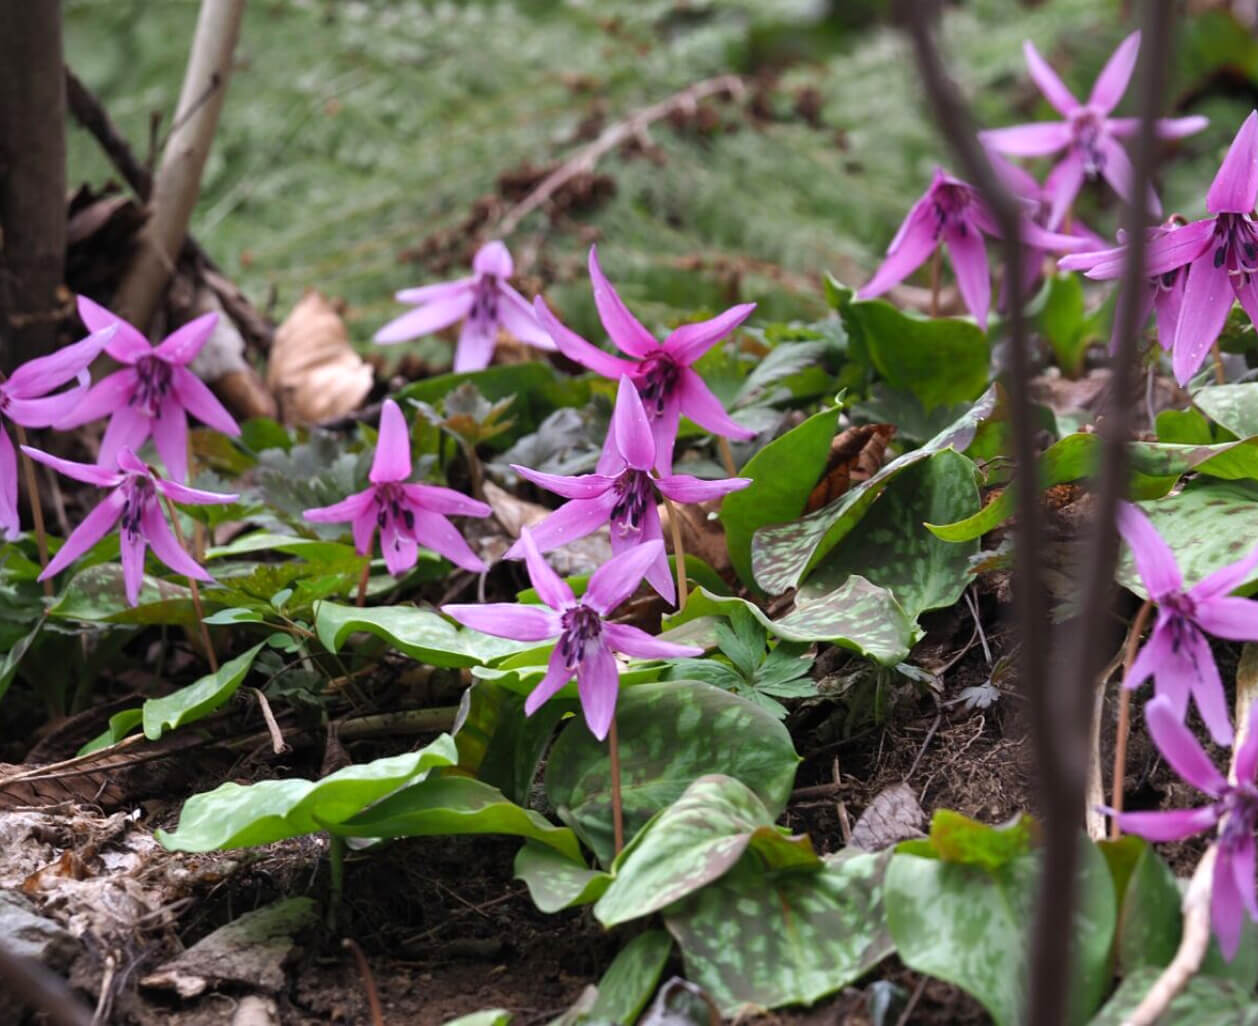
<box><xmin>0</xmin><ymin>617</ymin><xmax>43</xmax><ymax>706</ymax></box>
<box><xmin>141</xmin><ymin>644</ymin><xmax>266</xmax><ymax>740</ymax></box>
<box><xmin>590</xmin><ymin>930</ymin><xmax>674</xmax><ymax>1026</ymax></box>
<box><xmin>545</xmin><ymin>681</ymin><xmax>800</xmax><ymax>866</ymax></box>
<box><xmin>1087</xmin><ymin>968</ymin><xmax>1258</xmax><ymax>1026</ymax></box>
<box><xmin>1102</xmin><ymin>836</ymin><xmax>1181</xmax><ymax>974</ymax></box>
<box><xmin>49</xmin><ymin>564</ymin><xmax>196</xmax><ymax>627</ymax></box>
<box><xmin>314</xmin><ymin>601</ymin><xmax>530</xmax><ymax>666</ymax></box>
<box><xmin>442</xmin><ymin>1011</ymin><xmax>513</xmax><ymax>1026</ymax></box>
<box><xmin>1194</xmin><ymin>382</ymin><xmax>1258</xmax><ymax>438</ymax></box>
<box><xmin>514</xmin><ymin>841</ymin><xmax>612</xmax><ymax>913</ymax></box>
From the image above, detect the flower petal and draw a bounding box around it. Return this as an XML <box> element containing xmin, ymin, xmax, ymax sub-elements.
<box><xmin>98</xmin><ymin>405</ymin><xmax>153</xmax><ymax>474</ymax></box>
<box><xmin>1124</xmin><ymin>618</ymin><xmax>1171</xmax><ymax>691</ymax></box>
<box><xmin>155</xmin><ymin>313</ymin><xmax>218</xmax><ymax>365</ymax></box>
<box><xmin>663</xmin><ymin>303</ymin><xmax>757</xmax><ymax>367</ymax></box>
<box><xmin>170</xmin><ymin>368</ymin><xmax>240</xmax><ymax>435</ymax></box>
<box><xmin>858</xmin><ymin>202</ymin><xmax>939</xmax><ymax>300</ymax></box>
<box><xmin>55</xmin><ymin>369</ymin><xmax>137</xmax><ymax>430</ymax></box>
<box><xmin>76</xmin><ymin>295</ymin><xmax>149</xmax><ymax>364</ymax></box>
<box><xmin>577</xmin><ymin>642</ymin><xmax>619</xmax><ymax>741</ymax></box>
<box><xmin>369</xmin><ymin>399</ymin><xmax>412</xmax><ymax>484</ymax></box>
<box><xmin>454</xmin><ymin>315</ymin><xmax>498</xmax><ymax>372</ymax></box>
<box><xmin>5</xmin><ymin>389</ymin><xmax>94</xmax><ymax>430</ymax></box>
<box><xmin>518</xmin><ymin>527</ymin><xmax>574</xmax><ymax>610</ymax></box>
<box><xmin>675</xmin><ymin>368</ymin><xmax>755</xmax><ymax>441</ymax></box>
<box><xmin>497</xmin><ymin>283</ymin><xmax>556</xmax><ymax>349</ymax></box>
<box><xmin>610</xmin><ymin>505</ymin><xmax>674</xmax><ymax>604</ymax></box>
<box><xmin>0</xmin><ymin>430</ymin><xmax>17</xmax><ymax>540</ymax></box>
<box><xmin>655</xmin><ymin>472</ymin><xmax>750</xmax><ymax>503</ymax></box>
<box><xmin>1212</xmin><ymin>849</ymin><xmax>1246</xmax><ymax>962</ymax></box>
<box><xmin>443</xmin><ymin>602</ymin><xmax>560</xmax><ymax>643</ymax></box>
<box><xmin>373</xmin><ymin>291</ymin><xmax>474</xmax><ymax>344</ymax></box>
<box><xmin>379</xmin><ymin>517</ymin><xmax>419</xmax><ymax>575</ymax></box>
<box><xmin>1230</xmin><ymin>836</ymin><xmax>1258</xmax><ymax>923</ymax></box>
<box><xmin>1233</xmin><ymin>269</ymin><xmax>1258</xmax><ymax>336</ymax></box>
<box><xmin>610</xmin><ymin>376</ymin><xmax>657</xmax><ymax>470</ymax></box>
<box><xmin>1208</xmin><ymin>110</ymin><xmax>1258</xmax><ymax>214</ymax></box>
<box><xmin>589</xmin><ymin>246</ymin><xmax>658</xmax><ymax>358</ymax></box>
<box><xmin>512</xmin><ymin>465</ymin><xmax>617</xmax><ymax>501</ymax></box>
<box><xmin>979</xmin><ymin>122</ymin><xmax>1072</xmax><ymax>157</ymax></box>
<box><xmin>1097</xmin><ymin>135</ymin><xmax>1162</xmax><ymax>218</ymax></box>
<box><xmin>40</xmin><ymin>488</ymin><xmax>125</xmax><ymax>581</ymax></box>
<box><xmin>534</xmin><ymin>297</ymin><xmax>637</xmax><ymax>379</ymax></box>
<box><xmin>303</xmin><ymin>488</ymin><xmax>377</xmax><ymax>524</ymax></box>
<box><xmin>1183</xmin><ymin>628</ymin><xmax>1234</xmax><ymax>746</ymax></box>
<box><xmin>157</xmin><ymin>478</ymin><xmax>238</xmax><ymax>506</ymax></box>
<box><xmin>352</xmin><ymin>506</ymin><xmax>376</xmax><ymax>556</ymax></box>
<box><xmin>395</xmin><ymin>277</ymin><xmax>473</xmax><ymax>304</ymax></box>
<box><xmin>21</xmin><ymin>446</ymin><xmax>123</xmax><ymax>488</ymax></box>
<box><xmin>119</xmin><ymin>521</ymin><xmax>147</xmax><ymax>607</ymax></box>
<box><xmin>506</xmin><ymin>495</ymin><xmax>616</xmax><ymax>558</ymax></box>
<box><xmin>944</xmin><ymin>222</ymin><xmax>992</xmax><ymax>330</ymax></box>
<box><xmin>1089</xmin><ymin>30</ymin><xmax>1140</xmax><ymax>113</ymax></box>
<box><xmin>648</xmin><ymin>394</ymin><xmax>683</xmax><ymax>474</ymax></box>
<box><xmin>603</xmin><ymin>622</ymin><xmax>703</xmax><ymax>661</ymax></box>
<box><xmin>1172</xmin><ymin>251</ymin><xmax>1235</xmax><ymax>384</ymax></box>
<box><xmin>400</xmin><ymin>483</ymin><xmax>491</xmax><ymax>518</ymax></box>
<box><xmin>140</xmin><ymin>500</ymin><xmax>213</xmax><ymax>583</ymax></box>
<box><xmin>1145</xmin><ymin>695</ymin><xmax>1228</xmax><ymax>796</ymax></box>
<box><xmin>1153</xmin><ymin>279</ymin><xmax>1183</xmax><ymax>351</ymax></box>
<box><xmin>1023</xmin><ymin>39</ymin><xmax>1080</xmax><ymax>116</ymax></box>
<box><xmin>152</xmin><ymin>398</ymin><xmax>190</xmax><ymax>482</ymax></box>
<box><xmin>524</xmin><ymin>647</ymin><xmax>574</xmax><ymax>717</ymax></box>
<box><xmin>1044</xmin><ymin>150</ymin><xmax>1086</xmax><ymax>232</ymax></box>
<box><xmin>585</xmin><ymin>539</ymin><xmax>665</xmax><ymax>615</ymax></box>
<box><xmin>1113</xmin><ymin>805</ymin><xmax>1219</xmax><ymax>842</ymax></box>
<box><xmin>1116</xmin><ymin>500</ymin><xmax>1182</xmax><ymax>597</ymax></box>
<box><xmin>1236</xmin><ymin>703</ymin><xmax>1258</xmax><ymax>784</ymax></box>
<box><xmin>6</xmin><ymin>327</ymin><xmax>113</xmax><ymax>398</ymax></box>
<box><xmin>410</xmin><ymin>509</ymin><xmax>486</xmax><ymax>573</ymax></box>
<box><xmin>473</xmin><ymin>240</ymin><xmax>514</xmax><ymax>278</ymax></box>
<box><xmin>1192</xmin><ymin>549</ymin><xmax>1258</xmax><ymax>609</ymax></box>
<box><xmin>1109</xmin><ymin>115</ymin><xmax>1210</xmax><ymax>140</ymax></box>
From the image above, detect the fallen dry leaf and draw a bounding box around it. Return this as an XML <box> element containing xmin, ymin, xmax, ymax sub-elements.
<box><xmin>804</xmin><ymin>423</ymin><xmax>896</xmax><ymax>512</ymax></box>
<box><xmin>658</xmin><ymin>497</ymin><xmax>734</xmax><ymax>574</ymax></box>
<box><xmin>849</xmin><ymin>781</ymin><xmax>926</xmax><ymax>851</ymax></box>
<box><xmin>481</xmin><ymin>480</ymin><xmax>612</xmax><ymax>574</ymax></box>
<box><xmin>267</xmin><ymin>290</ymin><xmax>373</xmax><ymax>424</ymax></box>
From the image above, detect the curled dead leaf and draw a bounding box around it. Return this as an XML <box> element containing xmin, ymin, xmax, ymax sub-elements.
<box><xmin>481</xmin><ymin>480</ymin><xmax>612</xmax><ymax>575</ymax></box>
<box><xmin>804</xmin><ymin>423</ymin><xmax>896</xmax><ymax>513</ymax></box>
<box><xmin>267</xmin><ymin>291</ymin><xmax>373</xmax><ymax>425</ymax></box>
<box><xmin>658</xmin><ymin>497</ymin><xmax>733</xmax><ymax>574</ymax></box>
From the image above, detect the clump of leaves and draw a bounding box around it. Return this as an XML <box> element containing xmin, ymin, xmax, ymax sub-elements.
<box><xmin>668</xmin><ymin>606</ymin><xmax>816</xmax><ymax>717</ymax></box>
<box><xmin>412</xmin><ymin>382</ymin><xmax>516</xmax><ymax>448</ymax></box>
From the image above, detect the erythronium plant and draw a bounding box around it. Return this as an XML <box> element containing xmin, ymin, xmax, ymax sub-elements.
<box><xmin>1110</xmin><ymin>695</ymin><xmax>1258</xmax><ymax>961</ymax></box>
<box><xmin>61</xmin><ymin>297</ymin><xmax>241</xmax><ymax>482</ymax></box>
<box><xmin>1118</xmin><ymin>501</ymin><xmax>1258</xmax><ymax>746</ymax></box>
<box><xmin>505</xmin><ymin>376</ymin><xmax>750</xmax><ymax>606</ymax></box>
<box><xmin>0</xmin><ymin>325</ymin><xmax>115</xmax><ymax>541</ymax></box>
<box><xmin>857</xmin><ymin>168</ymin><xmax>1085</xmax><ymax>331</ymax></box>
<box><xmin>443</xmin><ymin>528</ymin><xmax>702</xmax><ymax>853</ymax></box>
<box><xmin>980</xmin><ymin>31</ymin><xmax>1206</xmax><ymax>229</ymax></box>
<box><xmin>303</xmin><ymin>398</ymin><xmax>491</xmax><ymax>600</ymax></box>
<box><xmin>534</xmin><ymin>246</ymin><xmax>755</xmax><ymax>470</ymax></box>
<box><xmin>373</xmin><ymin>240</ymin><xmax>556</xmax><ymax>372</ymax></box>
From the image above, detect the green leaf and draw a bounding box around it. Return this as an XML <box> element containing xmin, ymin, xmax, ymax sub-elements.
<box><xmin>514</xmin><ymin>842</ymin><xmax>612</xmax><ymax>913</ymax></box>
<box><xmin>1102</xmin><ymin>836</ymin><xmax>1181</xmax><ymax>974</ymax></box>
<box><xmin>885</xmin><ymin>839</ymin><xmax>1115</xmax><ymax>1026</ymax></box>
<box><xmin>442</xmin><ymin>1011</ymin><xmax>513</xmax><ymax>1026</ymax></box>
<box><xmin>156</xmin><ymin>734</ymin><xmax>459</xmax><ymax>851</ymax></box>
<box><xmin>1087</xmin><ymin>968</ymin><xmax>1258</xmax><ymax>1026</ymax></box>
<box><xmin>800</xmin><ymin>449</ymin><xmax>980</xmax><ymax>621</ymax></box>
<box><xmin>721</xmin><ymin>406</ymin><xmax>840</xmax><ymax>591</ymax></box>
<box><xmin>333</xmin><ymin>774</ymin><xmax>581</xmax><ymax>860</ymax></box>
<box><xmin>78</xmin><ymin>707</ymin><xmax>144</xmax><ymax>756</ymax></box>
<box><xmin>205</xmin><ymin>532</ymin><xmax>365</xmax><ymax>564</ymax></box>
<box><xmin>713</xmin><ymin>607</ymin><xmax>766</xmax><ymax>679</ymax></box>
<box><xmin>544</xmin><ymin>681</ymin><xmax>800</xmax><ymax>866</ymax></box>
<box><xmin>49</xmin><ymin>564</ymin><xmax>197</xmax><ymax>627</ymax></box>
<box><xmin>595</xmin><ymin>775</ymin><xmax>819</xmax><ymax>927</ymax></box>
<box><xmin>314</xmin><ymin>601</ymin><xmax>530</xmax><ymax>666</ymax></box>
<box><xmin>141</xmin><ymin>644</ymin><xmax>266</xmax><ymax>740</ymax></box>
<box><xmin>1194</xmin><ymin>382</ymin><xmax>1258</xmax><ymax>438</ymax></box>
<box><xmin>907</xmin><ymin>809</ymin><xmax>1036</xmax><ymax>870</ymax></box>
<box><xmin>1036</xmin><ymin>272</ymin><xmax>1101</xmax><ymax>378</ymax></box>
<box><xmin>751</xmin><ymin>387</ymin><xmax>997</xmax><ymax>594</ymax></box>
<box><xmin>664</xmin><ymin>851</ymin><xmax>894</xmax><ymax>1014</ymax></box>
<box><xmin>841</xmin><ymin>296</ymin><xmax>990</xmax><ymax>412</ymax></box>
<box><xmin>0</xmin><ymin>617</ymin><xmax>44</xmax><ymax>705</ymax></box>
<box><xmin>589</xmin><ymin>930</ymin><xmax>673</xmax><ymax>1026</ymax></box>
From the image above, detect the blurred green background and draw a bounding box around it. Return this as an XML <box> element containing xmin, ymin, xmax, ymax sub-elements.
<box><xmin>63</xmin><ymin>0</ymin><xmax>1258</xmax><ymax>363</ymax></box>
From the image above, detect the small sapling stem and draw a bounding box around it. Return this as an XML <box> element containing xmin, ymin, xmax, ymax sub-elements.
<box><xmin>609</xmin><ymin>714</ymin><xmax>625</xmax><ymax>857</ymax></box>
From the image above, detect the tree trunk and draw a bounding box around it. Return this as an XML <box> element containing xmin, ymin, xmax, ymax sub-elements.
<box><xmin>0</xmin><ymin>1</ymin><xmax>67</xmax><ymax>370</ymax></box>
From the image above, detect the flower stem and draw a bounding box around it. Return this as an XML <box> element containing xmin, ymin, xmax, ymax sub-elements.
<box><xmin>1211</xmin><ymin>342</ymin><xmax>1227</xmax><ymax>385</ymax></box>
<box><xmin>1110</xmin><ymin>597</ymin><xmax>1153</xmax><ymax>838</ymax></box>
<box><xmin>161</xmin><ymin>493</ymin><xmax>217</xmax><ymax>672</ymax></box>
<box><xmin>608</xmin><ymin>714</ymin><xmax>625</xmax><ymax>857</ymax></box>
<box><xmin>717</xmin><ymin>436</ymin><xmax>737</xmax><ymax>478</ymax></box>
<box><xmin>13</xmin><ymin>426</ymin><xmax>52</xmax><ymax>597</ymax></box>
<box><xmin>662</xmin><ymin>495</ymin><xmax>688</xmax><ymax>611</ymax></box>
<box><xmin>355</xmin><ymin>561</ymin><xmax>370</xmax><ymax>607</ymax></box>
<box><xmin>327</xmin><ymin>832</ymin><xmax>346</xmax><ymax>932</ymax></box>
<box><xmin>929</xmin><ymin>244</ymin><xmax>941</xmax><ymax>318</ymax></box>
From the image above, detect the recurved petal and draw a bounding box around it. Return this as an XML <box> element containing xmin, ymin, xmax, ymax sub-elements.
<box><xmin>21</xmin><ymin>445</ymin><xmax>122</xmax><ymax>488</ymax></box>
<box><xmin>1023</xmin><ymin>39</ymin><xmax>1080</xmax><ymax>116</ymax></box>
<box><xmin>610</xmin><ymin>376</ymin><xmax>657</xmax><ymax>470</ymax></box>
<box><xmin>401</xmin><ymin>483</ymin><xmax>491</xmax><ymax>518</ymax></box>
<box><xmin>858</xmin><ymin>202</ymin><xmax>938</xmax><ymax>299</ymax></box>
<box><xmin>497</xmin><ymin>283</ymin><xmax>556</xmax><ymax>349</ymax></box>
<box><xmin>1208</xmin><ymin>110</ymin><xmax>1258</xmax><ymax>214</ymax></box>
<box><xmin>1097</xmin><ymin>135</ymin><xmax>1162</xmax><ymax>218</ymax></box>
<box><xmin>171</xmin><ymin>368</ymin><xmax>240</xmax><ymax>435</ymax></box>
<box><xmin>155</xmin><ymin>313</ymin><xmax>218</xmax><ymax>365</ymax></box>
<box><xmin>1212</xmin><ymin>850</ymin><xmax>1246</xmax><ymax>962</ymax></box>
<box><xmin>1123</xmin><ymin>620</ymin><xmax>1170</xmax><ymax>691</ymax></box>
<box><xmin>1044</xmin><ymin>150</ymin><xmax>1086</xmax><ymax>231</ymax></box>
<box><xmin>395</xmin><ymin>277</ymin><xmax>473</xmax><ymax>304</ymax></box>
<box><xmin>655</xmin><ymin>472</ymin><xmax>750</xmax><ymax>503</ymax></box>
<box><xmin>1089</xmin><ymin>30</ymin><xmax>1140</xmax><ymax>113</ymax></box>
<box><xmin>5</xmin><ymin>390</ymin><xmax>95</xmax><ymax>431</ymax></box>
<box><xmin>524</xmin><ymin>647</ymin><xmax>574</xmax><ymax>717</ymax></box>
<box><xmin>369</xmin><ymin>399</ymin><xmax>412</xmax><ymax>484</ymax></box>
<box><xmin>303</xmin><ymin>488</ymin><xmax>377</xmax><ymax>524</ymax></box>
<box><xmin>511</xmin><ymin>465</ymin><xmax>616</xmax><ymax>501</ymax></box>
<box><xmin>1234</xmin><ymin>269</ymin><xmax>1258</xmax><ymax>337</ymax></box>
<box><xmin>585</xmin><ymin>539</ymin><xmax>664</xmax><ymax>615</ymax></box>
<box><xmin>1108</xmin><ymin>115</ymin><xmax>1210</xmax><ymax>140</ymax></box>
<box><xmin>473</xmin><ymin>240</ymin><xmax>514</xmax><ymax>278</ymax></box>
<box><xmin>503</xmin><ymin>495</ymin><xmax>615</xmax><ymax>559</ymax></box>
<box><xmin>1184</xmin><ymin>629</ymin><xmax>1234</xmax><ymax>747</ymax></box>
<box><xmin>352</xmin><ymin>508</ymin><xmax>376</xmax><ymax>556</ymax></box>
<box><xmin>379</xmin><ymin>519</ymin><xmax>419</xmax><ymax>575</ymax></box>
<box><xmin>1231</xmin><ymin>836</ymin><xmax>1258</xmax><ymax>923</ymax></box>
<box><xmin>97</xmin><ymin>406</ymin><xmax>153</xmax><ymax>475</ymax></box>
<box><xmin>979</xmin><ymin>122</ymin><xmax>1072</xmax><ymax>157</ymax></box>
<box><xmin>1191</xmin><ymin>545</ymin><xmax>1258</xmax><ymax>604</ymax></box>
<box><xmin>1144</xmin><ymin>695</ymin><xmax>1228</xmax><ymax>796</ymax></box>
<box><xmin>152</xmin><ymin>399</ymin><xmax>190</xmax><ymax>482</ymax></box>
<box><xmin>76</xmin><ymin>295</ymin><xmax>149</xmax><ymax>363</ymax></box>
<box><xmin>589</xmin><ymin>246</ymin><xmax>658</xmax><ymax>358</ymax></box>
<box><xmin>676</xmin><ymin>368</ymin><xmax>755</xmax><ymax>441</ymax></box>
<box><xmin>1236</xmin><ymin>703</ymin><xmax>1258</xmax><ymax>784</ymax></box>
<box><xmin>664</xmin><ymin>303</ymin><xmax>757</xmax><ymax>366</ymax></box>
<box><xmin>40</xmin><ymin>488</ymin><xmax>126</xmax><ymax>581</ymax></box>
<box><xmin>140</xmin><ymin>501</ymin><xmax>214</xmax><ymax>583</ymax></box>
<box><xmin>944</xmin><ymin>222</ymin><xmax>992</xmax><ymax>331</ymax></box>
<box><xmin>443</xmin><ymin>602</ymin><xmax>560</xmax><ymax>642</ymax></box>
<box><xmin>373</xmin><ymin>291</ymin><xmax>474</xmax><ymax>344</ymax></box>
<box><xmin>0</xmin><ymin>430</ymin><xmax>17</xmax><ymax>540</ymax></box>
<box><xmin>1116</xmin><ymin>500</ymin><xmax>1182</xmax><ymax>597</ymax></box>
<box><xmin>6</xmin><ymin>326</ymin><xmax>113</xmax><ymax>397</ymax></box>
<box><xmin>1112</xmin><ymin>805</ymin><xmax>1219</xmax><ymax>842</ymax></box>
<box><xmin>410</xmin><ymin>509</ymin><xmax>486</xmax><ymax>573</ymax></box>
<box><xmin>518</xmin><ymin>527</ymin><xmax>574</xmax><ymax>610</ymax></box>
<box><xmin>1172</xmin><ymin>252</ymin><xmax>1235</xmax><ymax>384</ymax></box>
<box><xmin>453</xmin><ymin>317</ymin><xmax>497</xmax><ymax>373</ymax></box>
<box><xmin>119</xmin><ymin>521</ymin><xmax>146</xmax><ymax>607</ymax></box>
<box><xmin>55</xmin><ymin>369</ymin><xmax>137</xmax><ymax>430</ymax></box>
<box><xmin>157</xmin><ymin>477</ymin><xmax>238</xmax><ymax>506</ymax></box>
<box><xmin>534</xmin><ymin>297</ymin><xmax>637</xmax><ymax>379</ymax></box>
<box><xmin>577</xmin><ymin>643</ymin><xmax>619</xmax><ymax>741</ymax></box>
<box><xmin>603</xmin><ymin>622</ymin><xmax>703</xmax><ymax>661</ymax></box>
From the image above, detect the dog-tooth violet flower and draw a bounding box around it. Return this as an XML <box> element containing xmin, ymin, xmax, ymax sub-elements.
<box><xmin>444</xmin><ymin>529</ymin><xmax>702</xmax><ymax>740</ymax></box>
<box><xmin>1118</xmin><ymin>501</ymin><xmax>1258</xmax><ymax>746</ymax></box>
<box><xmin>60</xmin><ymin>297</ymin><xmax>241</xmax><ymax>483</ymax></box>
<box><xmin>534</xmin><ymin>247</ymin><xmax>755</xmax><ymax>469</ymax></box>
<box><xmin>22</xmin><ymin>446</ymin><xmax>236</xmax><ymax>606</ymax></box>
<box><xmin>303</xmin><ymin>398</ymin><xmax>490</xmax><ymax>575</ymax></box>
<box><xmin>1110</xmin><ymin>695</ymin><xmax>1258</xmax><ymax>961</ymax></box>
<box><xmin>373</xmin><ymin>240</ymin><xmax>555</xmax><ymax>373</ymax></box>
<box><xmin>857</xmin><ymin>169</ymin><xmax>1085</xmax><ymax>331</ymax></box>
<box><xmin>980</xmin><ymin>31</ymin><xmax>1206</xmax><ymax>229</ymax></box>
<box><xmin>505</xmin><ymin>376</ymin><xmax>750</xmax><ymax>603</ymax></box>
<box><xmin>0</xmin><ymin>325</ymin><xmax>115</xmax><ymax>539</ymax></box>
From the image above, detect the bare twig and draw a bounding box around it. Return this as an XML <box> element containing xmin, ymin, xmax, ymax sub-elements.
<box><xmin>342</xmin><ymin>938</ymin><xmax>385</xmax><ymax>1026</ymax></box>
<box><xmin>249</xmin><ymin>687</ymin><xmax>290</xmax><ymax>755</ymax></box>
<box><xmin>496</xmin><ymin>75</ymin><xmax>745</xmax><ymax>236</ymax></box>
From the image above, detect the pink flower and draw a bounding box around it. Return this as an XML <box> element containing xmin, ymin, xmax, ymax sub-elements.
<box><xmin>504</xmin><ymin>377</ymin><xmax>749</xmax><ymax>604</ymax></box>
<box><xmin>23</xmin><ymin>445</ymin><xmax>236</xmax><ymax>606</ymax></box>
<box><xmin>981</xmin><ymin>32</ymin><xmax>1206</xmax><ymax>228</ymax></box>
<box><xmin>857</xmin><ymin>168</ymin><xmax>1085</xmax><ymax>331</ymax></box>
<box><xmin>303</xmin><ymin>398</ymin><xmax>490</xmax><ymax>576</ymax></box>
<box><xmin>0</xmin><ymin>326</ymin><xmax>115</xmax><ymax>539</ymax></box>
<box><xmin>1118</xmin><ymin>501</ymin><xmax>1258</xmax><ymax>746</ymax></box>
<box><xmin>1110</xmin><ymin>695</ymin><xmax>1258</xmax><ymax>961</ymax></box>
<box><xmin>443</xmin><ymin>529</ymin><xmax>702</xmax><ymax>740</ymax></box>
<box><xmin>535</xmin><ymin>246</ymin><xmax>755</xmax><ymax>470</ymax></box>
<box><xmin>59</xmin><ymin>297</ymin><xmax>241</xmax><ymax>482</ymax></box>
<box><xmin>374</xmin><ymin>241</ymin><xmax>555</xmax><ymax>372</ymax></box>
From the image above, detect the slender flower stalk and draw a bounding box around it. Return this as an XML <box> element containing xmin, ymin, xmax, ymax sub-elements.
<box><xmin>1117</xmin><ymin>501</ymin><xmax>1258</xmax><ymax>746</ymax></box>
<box><xmin>535</xmin><ymin>247</ymin><xmax>755</xmax><ymax>469</ymax></box>
<box><xmin>374</xmin><ymin>241</ymin><xmax>556</xmax><ymax>372</ymax></box>
<box><xmin>981</xmin><ymin>31</ymin><xmax>1206</xmax><ymax>228</ymax></box>
<box><xmin>60</xmin><ymin>297</ymin><xmax>241</xmax><ymax>482</ymax></box>
<box><xmin>443</xmin><ymin>529</ymin><xmax>702</xmax><ymax>740</ymax></box>
<box><xmin>505</xmin><ymin>377</ymin><xmax>750</xmax><ymax>605</ymax></box>
<box><xmin>23</xmin><ymin>445</ymin><xmax>236</xmax><ymax>607</ymax></box>
<box><xmin>303</xmin><ymin>399</ymin><xmax>490</xmax><ymax>578</ymax></box>
<box><xmin>1110</xmin><ymin>695</ymin><xmax>1258</xmax><ymax>961</ymax></box>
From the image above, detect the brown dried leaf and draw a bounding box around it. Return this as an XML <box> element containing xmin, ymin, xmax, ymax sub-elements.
<box><xmin>481</xmin><ymin>480</ymin><xmax>612</xmax><ymax>574</ymax></box>
<box><xmin>804</xmin><ymin>423</ymin><xmax>896</xmax><ymax>513</ymax></box>
<box><xmin>848</xmin><ymin>782</ymin><xmax>926</xmax><ymax>852</ymax></box>
<box><xmin>658</xmin><ymin>498</ymin><xmax>733</xmax><ymax>573</ymax></box>
<box><xmin>267</xmin><ymin>290</ymin><xmax>373</xmax><ymax>425</ymax></box>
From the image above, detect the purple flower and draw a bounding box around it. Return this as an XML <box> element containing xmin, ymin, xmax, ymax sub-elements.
<box><xmin>59</xmin><ymin>297</ymin><xmax>241</xmax><ymax>482</ymax></box>
<box><xmin>857</xmin><ymin>168</ymin><xmax>1086</xmax><ymax>331</ymax></box>
<box><xmin>1118</xmin><ymin>501</ymin><xmax>1258</xmax><ymax>746</ymax></box>
<box><xmin>443</xmin><ymin>529</ymin><xmax>702</xmax><ymax>740</ymax></box>
<box><xmin>1111</xmin><ymin>695</ymin><xmax>1258</xmax><ymax>961</ymax></box>
<box><xmin>981</xmin><ymin>32</ymin><xmax>1206</xmax><ymax>229</ymax></box>
<box><xmin>373</xmin><ymin>241</ymin><xmax>556</xmax><ymax>372</ymax></box>
<box><xmin>504</xmin><ymin>377</ymin><xmax>750</xmax><ymax>604</ymax></box>
<box><xmin>534</xmin><ymin>247</ymin><xmax>755</xmax><ymax>470</ymax></box>
<box><xmin>23</xmin><ymin>445</ymin><xmax>236</xmax><ymax>606</ymax></box>
<box><xmin>0</xmin><ymin>326</ymin><xmax>115</xmax><ymax>539</ymax></box>
<box><xmin>303</xmin><ymin>398</ymin><xmax>490</xmax><ymax>576</ymax></box>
